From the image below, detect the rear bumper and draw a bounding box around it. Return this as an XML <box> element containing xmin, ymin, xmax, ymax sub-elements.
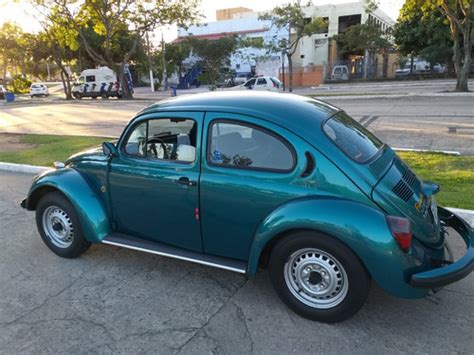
<box><xmin>410</xmin><ymin>207</ymin><xmax>474</xmax><ymax>288</ymax></box>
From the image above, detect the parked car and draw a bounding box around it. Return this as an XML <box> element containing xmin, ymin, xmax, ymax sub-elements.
<box><xmin>331</xmin><ymin>65</ymin><xmax>350</xmax><ymax>81</ymax></box>
<box><xmin>0</xmin><ymin>85</ymin><xmax>6</xmax><ymax>100</ymax></box>
<box><xmin>231</xmin><ymin>76</ymin><xmax>282</xmax><ymax>92</ymax></box>
<box><xmin>21</xmin><ymin>92</ymin><xmax>473</xmax><ymax>323</ymax></box>
<box><xmin>228</xmin><ymin>73</ymin><xmax>252</xmax><ymax>86</ymax></box>
<box><xmin>30</xmin><ymin>83</ymin><xmax>49</xmax><ymax>97</ymax></box>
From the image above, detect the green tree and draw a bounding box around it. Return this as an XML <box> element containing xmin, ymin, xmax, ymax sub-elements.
<box><xmin>260</xmin><ymin>1</ymin><xmax>327</xmax><ymax>91</ymax></box>
<box><xmin>394</xmin><ymin>0</ymin><xmax>452</xmax><ymax>74</ymax></box>
<box><xmin>0</xmin><ymin>22</ymin><xmax>23</xmax><ymax>82</ymax></box>
<box><xmin>43</xmin><ymin>0</ymin><xmax>201</xmax><ymax>99</ymax></box>
<box><xmin>185</xmin><ymin>36</ymin><xmax>238</xmax><ymax>89</ymax></box>
<box><xmin>408</xmin><ymin>0</ymin><xmax>472</xmax><ymax>91</ymax></box>
<box><xmin>334</xmin><ymin>22</ymin><xmax>391</xmax><ymax>78</ymax></box>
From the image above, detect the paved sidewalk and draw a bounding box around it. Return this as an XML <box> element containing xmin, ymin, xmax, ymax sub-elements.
<box><xmin>0</xmin><ymin>170</ymin><xmax>473</xmax><ymax>353</ymax></box>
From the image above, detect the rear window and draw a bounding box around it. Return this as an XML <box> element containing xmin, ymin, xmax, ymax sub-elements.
<box><xmin>323</xmin><ymin>111</ymin><xmax>383</xmax><ymax>163</ymax></box>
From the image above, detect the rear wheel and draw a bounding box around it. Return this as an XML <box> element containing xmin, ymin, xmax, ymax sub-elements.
<box><xmin>268</xmin><ymin>231</ymin><xmax>370</xmax><ymax>323</ymax></box>
<box><xmin>36</xmin><ymin>191</ymin><xmax>91</xmax><ymax>258</ymax></box>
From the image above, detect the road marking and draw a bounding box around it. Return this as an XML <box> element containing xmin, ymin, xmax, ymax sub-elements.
<box><xmin>362</xmin><ymin>115</ymin><xmax>379</xmax><ymax>127</ymax></box>
<box><xmin>358</xmin><ymin>115</ymin><xmax>370</xmax><ymax>124</ymax></box>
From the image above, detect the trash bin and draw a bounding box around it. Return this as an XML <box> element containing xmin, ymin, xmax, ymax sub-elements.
<box><xmin>170</xmin><ymin>85</ymin><xmax>177</xmax><ymax>97</ymax></box>
<box><xmin>5</xmin><ymin>92</ymin><xmax>15</xmax><ymax>103</ymax></box>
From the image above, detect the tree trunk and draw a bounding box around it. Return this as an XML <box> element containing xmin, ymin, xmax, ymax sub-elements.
<box><xmin>117</xmin><ymin>64</ymin><xmax>133</xmax><ymax>99</ymax></box>
<box><xmin>455</xmin><ymin>18</ymin><xmax>472</xmax><ymax>92</ymax></box>
<box><xmin>287</xmin><ymin>53</ymin><xmax>293</xmax><ymax>92</ymax></box>
<box><xmin>59</xmin><ymin>67</ymin><xmax>73</xmax><ymax>100</ymax></box>
<box><xmin>410</xmin><ymin>55</ymin><xmax>414</xmax><ymax>76</ymax></box>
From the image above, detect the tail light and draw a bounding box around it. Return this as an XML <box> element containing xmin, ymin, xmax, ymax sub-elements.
<box><xmin>386</xmin><ymin>216</ymin><xmax>412</xmax><ymax>252</ymax></box>
<box><xmin>272</xmin><ymin>81</ymin><xmax>276</xmax><ymax>87</ymax></box>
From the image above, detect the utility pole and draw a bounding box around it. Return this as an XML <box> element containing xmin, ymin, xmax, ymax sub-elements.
<box><xmin>281</xmin><ymin>50</ymin><xmax>286</xmax><ymax>92</ymax></box>
<box><xmin>46</xmin><ymin>62</ymin><xmax>51</xmax><ymax>81</ymax></box>
<box><xmin>146</xmin><ymin>31</ymin><xmax>155</xmax><ymax>92</ymax></box>
<box><xmin>161</xmin><ymin>33</ymin><xmax>168</xmax><ymax>91</ymax></box>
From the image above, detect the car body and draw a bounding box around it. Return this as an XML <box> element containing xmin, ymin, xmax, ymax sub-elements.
<box><xmin>30</xmin><ymin>83</ymin><xmax>49</xmax><ymax>97</ymax></box>
<box><xmin>331</xmin><ymin>65</ymin><xmax>350</xmax><ymax>81</ymax></box>
<box><xmin>21</xmin><ymin>92</ymin><xmax>473</xmax><ymax>322</ymax></box>
<box><xmin>230</xmin><ymin>76</ymin><xmax>282</xmax><ymax>92</ymax></box>
<box><xmin>0</xmin><ymin>85</ymin><xmax>7</xmax><ymax>100</ymax></box>
<box><xmin>233</xmin><ymin>72</ymin><xmax>252</xmax><ymax>85</ymax></box>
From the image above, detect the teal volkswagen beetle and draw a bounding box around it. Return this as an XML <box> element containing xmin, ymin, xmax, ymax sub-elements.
<box><xmin>21</xmin><ymin>92</ymin><xmax>473</xmax><ymax>322</ymax></box>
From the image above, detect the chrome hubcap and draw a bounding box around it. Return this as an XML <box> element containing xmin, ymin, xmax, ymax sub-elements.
<box><xmin>284</xmin><ymin>248</ymin><xmax>349</xmax><ymax>309</ymax></box>
<box><xmin>42</xmin><ymin>206</ymin><xmax>74</xmax><ymax>248</ymax></box>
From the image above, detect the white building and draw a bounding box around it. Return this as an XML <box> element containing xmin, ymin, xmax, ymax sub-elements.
<box><xmin>176</xmin><ymin>8</ymin><xmax>288</xmax><ymax>77</ymax></box>
<box><xmin>294</xmin><ymin>2</ymin><xmax>394</xmax><ymax>70</ymax></box>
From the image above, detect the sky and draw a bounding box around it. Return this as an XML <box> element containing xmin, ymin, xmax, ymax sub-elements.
<box><xmin>0</xmin><ymin>0</ymin><xmax>404</xmax><ymax>41</ymax></box>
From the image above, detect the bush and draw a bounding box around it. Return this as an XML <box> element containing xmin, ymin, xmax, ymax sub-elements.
<box><xmin>9</xmin><ymin>75</ymin><xmax>32</xmax><ymax>94</ymax></box>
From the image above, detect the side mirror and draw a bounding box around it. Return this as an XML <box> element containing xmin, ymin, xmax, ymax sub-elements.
<box><xmin>102</xmin><ymin>142</ymin><xmax>117</xmax><ymax>157</ymax></box>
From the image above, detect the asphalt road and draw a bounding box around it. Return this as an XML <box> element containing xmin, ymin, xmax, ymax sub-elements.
<box><xmin>0</xmin><ymin>170</ymin><xmax>473</xmax><ymax>353</ymax></box>
<box><xmin>1</xmin><ymin>94</ymin><xmax>473</xmax><ymax>154</ymax></box>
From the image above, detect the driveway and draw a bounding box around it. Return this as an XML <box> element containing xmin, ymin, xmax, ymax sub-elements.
<box><xmin>0</xmin><ymin>171</ymin><xmax>473</xmax><ymax>353</ymax></box>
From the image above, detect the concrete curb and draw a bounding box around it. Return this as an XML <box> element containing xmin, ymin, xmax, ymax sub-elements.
<box><xmin>310</xmin><ymin>92</ymin><xmax>474</xmax><ymax>100</ymax></box>
<box><xmin>0</xmin><ymin>162</ymin><xmax>49</xmax><ymax>174</ymax></box>
<box><xmin>394</xmin><ymin>148</ymin><xmax>461</xmax><ymax>156</ymax></box>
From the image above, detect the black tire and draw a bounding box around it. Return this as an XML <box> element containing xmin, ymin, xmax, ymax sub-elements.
<box><xmin>268</xmin><ymin>231</ymin><xmax>370</xmax><ymax>323</ymax></box>
<box><xmin>36</xmin><ymin>191</ymin><xmax>91</xmax><ymax>258</ymax></box>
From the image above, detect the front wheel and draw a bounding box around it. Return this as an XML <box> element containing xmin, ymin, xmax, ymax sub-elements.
<box><xmin>36</xmin><ymin>191</ymin><xmax>91</xmax><ymax>258</ymax></box>
<box><xmin>268</xmin><ymin>231</ymin><xmax>370</xmax><ymax>323</ymax></box>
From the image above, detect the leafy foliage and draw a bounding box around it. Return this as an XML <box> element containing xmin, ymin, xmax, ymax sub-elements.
<box><xmin>334</xmin><ymin>23</ymin><xmax>391</xmax><ymax>57</ymax></box>
<box><xmin>394</xmin><ymin>0</ymin><xmax>452</xmax><ymax>68</ymax></box>
<box><xmin>405</xmin><ymin>0</ymin><xmax>472</xmax><ymax>91</ymax></box>
<box><xmin>40</xmin><ymin>0</ymin><xmax>202</xmax><ymax>98</ymax></box>
<box><xmin>185</xmin><ymin>36</ymin><xmax>238</xmax><ymax>88</ymax></box>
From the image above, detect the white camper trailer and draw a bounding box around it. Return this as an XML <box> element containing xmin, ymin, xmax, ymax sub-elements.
<box><xmin>72</xmin><ymin>67</ymin><xmax>121</xmax><ymax>99</ymax></box>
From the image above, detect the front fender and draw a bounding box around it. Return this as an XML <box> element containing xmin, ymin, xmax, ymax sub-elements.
<box><xmin>247</xmin><ymin>196</ymin><xmax>428</xmax><ymax>298</ymax></box>
<box><xmin>26</xmin><ymin>168</ymin><xmax>111</xmax><ymax>243</ymax></box>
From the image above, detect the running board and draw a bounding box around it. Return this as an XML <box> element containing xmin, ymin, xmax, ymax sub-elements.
<box><xmin>102</xmin><ymin>233</ymin><xmax>247</xmax><ymax>274</ymax></box>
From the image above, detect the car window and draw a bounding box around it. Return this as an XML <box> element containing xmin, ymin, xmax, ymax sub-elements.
<box><xmin>334</xmin><ymin>67</ymin><xmax>342</xmax><ymax>74</ymax></box>
<box><xmin>244</xmin><ymin>79</ymin><xmax>256</xmax><ymax>86</ymax></box>
<box><xmin>208</xmin><ymin>121</ymin><xmax>295</xmax><ymax>172</ymax></box>
<box><xmin>124</xmin><ymin>118</ymin><xmax>197</xmax><ymax>163</ymax></box>
<box><xmin>85</xmin><ymin>75</ymin><xmax>95</xmax><ymax>82</ymax></box>
<box><xmin>257</xmin><ymin>78</ymin><xmax>267</xmax><ymax>85</ymax></box>
<box><xmin>323</xmin><ymin>111</ymin><xmax>383</xmax><ymax>163</ymax></box>
<box><xmin>270</xmin><ymin>77</ymin><xmax>281</xmax><ymax>86</ymax></box>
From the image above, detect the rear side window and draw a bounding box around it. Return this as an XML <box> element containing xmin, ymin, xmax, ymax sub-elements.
<box><xmin>257</xmin><ymin>78</ymin><xmax>267</xmax><ymax>85</ymax></box>
<box><xmin>86</xmin><ymin>75</ymin><xmax>95</xmax><ymax>82</ymax></box>
<box><xmin>323</xmin><ymin>111</ymin><xmax>383</xmax><ymax>163</ymax></box>
<box><xmin>208</xmin><ymin>121</ymin><xmax>295</xmax><ymax>172</ymax></box>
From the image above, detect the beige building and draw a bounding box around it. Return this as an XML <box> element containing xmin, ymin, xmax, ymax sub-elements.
<box><xmin>293</xmin><ymin>1</ymin><xmax>395</xmax><ymax>79</ymax></box>
<box><xmin>216</xmin><ymin>7</ymin><xmax>253</xmax><ymax>21</ymax></box>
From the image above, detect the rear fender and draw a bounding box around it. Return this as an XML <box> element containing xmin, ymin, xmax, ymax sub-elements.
<box><xmin>26</xmin><ymin>168</ymin><xmax>111</xmax><ymax>243</ymax></box>
<box><xmin>247</xmin><ymin>196</ymin><xmax>428</xmax><ymax>298</ymax></box>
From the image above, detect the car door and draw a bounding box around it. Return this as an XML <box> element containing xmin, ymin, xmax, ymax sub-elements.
<box><xmin>200</xmin><ymin>112</ymin><xmax>305</xmax><ymax>261</ymax></box>
<box><xmin>243</xmin><ymin>78</ymin><xmax>256</xmax><ymax>90</ymax></box>
<box><xmin>108</xmin><ymin>112</ymin><xmax>203</xmax><ymax>252</ymax></box>
<box><xmin>254</xmin><ymin>78</ymin><xmax>268</xmax><ymax>91</ymax></box>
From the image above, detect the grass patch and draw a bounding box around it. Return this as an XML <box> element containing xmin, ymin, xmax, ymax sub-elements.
<box><xmin>398</xmin><ymin>151</ymin><xmax>474</xmax><ymax>210</ymax></box>
<box><xmin>0</xmin><ymin>134</ymin><xmax>110</xmax><ymax>167</ymax></box>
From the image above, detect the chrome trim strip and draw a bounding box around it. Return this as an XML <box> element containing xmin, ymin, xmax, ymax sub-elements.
<box><xmin>102</xmin><ymin>240</ymin><xmax>247</xmax><ymax>274</ymax></box>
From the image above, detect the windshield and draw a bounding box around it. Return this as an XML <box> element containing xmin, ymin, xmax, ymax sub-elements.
<box><xmin>323</xmin><ymin>111</ymin><xmax>384</xmax><ymax>163</ymax></box>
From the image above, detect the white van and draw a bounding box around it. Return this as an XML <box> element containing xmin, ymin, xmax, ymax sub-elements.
<box><xmin>72</xmin><ymin>67</ymin><xmax>121</xmax><ymax>99</ymax></box>
<box><xmin>331</xmin><ymin>65</ymin><xmax>350</xmax><ymax>81</ymax></box>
